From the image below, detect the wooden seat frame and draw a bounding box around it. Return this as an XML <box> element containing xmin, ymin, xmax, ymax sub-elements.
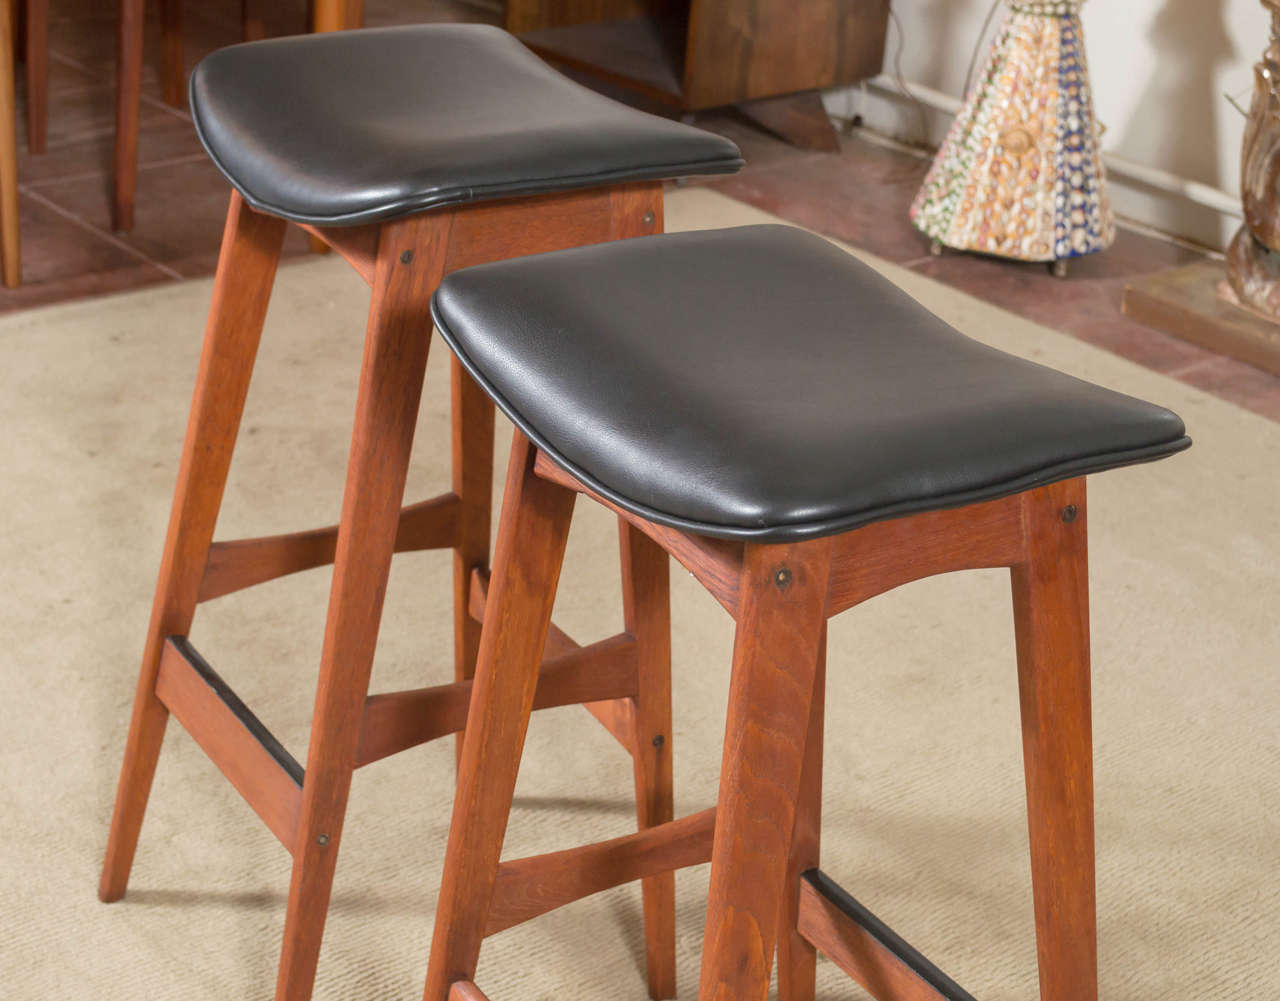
<box><xmin>99</xmin><ymin>181</ymin><xmax>677</xmax><ymax>1001</ymax></box>
<box><xmin>425</xmin><ymin>430</ymin><xmax>1097</xmax><ymax>1001</ymax></box>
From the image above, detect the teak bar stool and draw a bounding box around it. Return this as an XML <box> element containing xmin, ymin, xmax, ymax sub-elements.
<box><xmin>97</xmin><ymin>24</ymin><xmax>742</xmax><ymax>1001</ymax></box>
<box><xmin>421</xmin><ymin>226</ymin><xmax>1191</xmax><ymax>1001</ymax></box>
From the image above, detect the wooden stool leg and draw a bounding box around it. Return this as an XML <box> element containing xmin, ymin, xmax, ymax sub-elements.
<box><xmin>99</xmin><ymin>192</ymin><xmax>287</xmax><ymax>902</ymax></box>
<box><xmin>619</xmin><ymin>519</ymin><xmax>676</xmax><ymax>1000</ymax></box>
<box><xmin>422</xmin><ymin>433</ymin><xmax>577</xmax><ymax>1001</ymax></box>
<box><xmin>450</xmin><ymin>359</ymin><xmax>494</xmax><ymax>764</ymax></box>
<box><xmin>160</xmin><ymin>0</ymin><xmax>183</xmax><ymax>108</ymax></box>
<box><xmin>25</xmin><ymin>0</ymin><xmax>47</xmax><ymax>154</ymax></box>
<box><xmin>1011</xmin><ymin>478</ymin><xmax>1097</xmax><ymax>1001</ymax></box>
<box><xmin>777</xmin><ymin>624</ymin><xmax>825</xmax><ymax>1001</ymax></box>
<box><xmin>274</xmin><ymin>213</ymin><xmax>451</xmax><ymax>1001</ymax></box>
<box><xmin>698</xmin><ymin>540</ymin><xmax>833</xmax><ymax>1001</ymax></box>
<box><xmin>113</xmin><ymin>0</ymin><xmax>143</xmax><ymax>231</ymax></box>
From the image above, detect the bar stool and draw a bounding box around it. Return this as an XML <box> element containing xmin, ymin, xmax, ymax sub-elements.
<box><xmin>97</xmin><ymin>24</ymin><xmax>742</xmax><ymax>1001</ymax></box>
<box><xmin>421</xmin><ymin>225</ymin><xmax>1191</xmax><ymax>1001</ymax></box>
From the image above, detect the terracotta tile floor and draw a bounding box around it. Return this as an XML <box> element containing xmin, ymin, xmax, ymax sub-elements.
<box><xmin>5</xmin><ymin>0</ymin><xmax>1278</xmax><ymax>424</ymax></box>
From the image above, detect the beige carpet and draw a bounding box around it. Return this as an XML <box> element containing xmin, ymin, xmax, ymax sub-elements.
<box><xmin>2</xmin><ymin>187</ymin><xmax>1276</xmax><ymax>1001</ymax></box>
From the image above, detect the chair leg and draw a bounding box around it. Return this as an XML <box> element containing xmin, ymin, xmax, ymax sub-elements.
<box><xmin>99</xmin><ymin>192</ymin><xmax>287</xmax><ymax>902</ymax></box>
<box><xmin>0</xmin><ymin>0</ymin><xmax>20</xmax><ymax>287</ymax></box>
<box><xmin>113</xmin><ymin>0</ymin><xmax>143</xmax><ymax>230</ymax></box>
<box><xmin>698</xmin><ymin>540</ymin><xmax>833</xmax><ymax>1001</ymax></box>
<box><xmin>274</xmin><ymin>212</ymin><xmax>452</xmax><ymax>1001</ymax></box>
<box><xmin>777</xmin><ymin>625</ymin><xmax>825</xmax><ymax>1001</ymax></box>
<box><xmin>241</xmin><ymin>0</ymin><xmax>266</xmax><ymax>41</ymax></box>
<box><xmin>619</xmin><ymin>518</ymin><xmax>676</xmax><ymax>1000</ymax></box>
<box><xmin>1011</xmin><ymin>478</ymin><xmax>1097</xmax><ymax>1001</ymax></box>
<box><xmin>422</xmin><ymin>432</ymin><xmax>577</xmax><ymax>1001</ymax></box>
<box><xmin>160</xmin><ymin>0</ymin><xmax>183</xmax><ymax>108</ymax></box>
<box><xmin>25</xmin><ymin>0</ymin><xmax>47</xmax><ymax>154</ymax></box>
<box><xmin>450</xmin><ymin>359</ymin><xmax>494</xmax><ymax>764</ymax></box>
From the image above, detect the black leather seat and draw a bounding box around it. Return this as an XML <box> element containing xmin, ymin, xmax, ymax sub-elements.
<box><xmin>431</xmin><ymin>225</ymin><xmax>1191</xmax><ymax>541</ymax></box>
<box><xmin>189</xmin><ymin>24</ymin><xmax>744</xmax><ymax>227</ymax></box>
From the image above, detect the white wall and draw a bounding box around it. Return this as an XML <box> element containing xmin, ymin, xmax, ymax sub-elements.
<box><xmin>830</xmin><ymin>0</ymin><xmax>1265</xmax><ymax>249</ymax></box>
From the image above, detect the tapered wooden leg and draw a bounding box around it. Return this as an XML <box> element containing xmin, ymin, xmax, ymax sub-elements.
<box><xmin>99</xmin><ymin>193</ymin><xmax>287</xmax><ymax>902</ymax></box>
<box><xmin>1011</xmin><ymin>478</ymin><xmax>1096</xmax><ymax>1001</ymax></box>
<box><xmin>241</xmin><ymin>0</ymin><xmax>266</xmax><ymax>40</ymax></box>
<box><xmin>698</xmin><ymin>540</ymin><xmax>833</xmax><ymax>1001</ymax></box>
<box><xmin>160</xmin><ymin>0</ymin><xmax>183</xmax><ymax>108</ymax></box>
<box><xmin>777</xmin><ymin>625</ymin><xmax>825</xmax><ymax>1001</ymax></box>
<box><xmin>24</xmin><ymin>0</ymin><xmax>47</xmax><ymax>154</ymax></box>
<box><xmin>422</xmin><ymin>434</ymin><xmax>577</xmax><ymax>1001</ymax></box>
<box><xmin>274</xmin><ymin>212</ymin><xmax>452</xmax><ymax>1001</ymax></box>
<box><xmin>620</xmin><ymin>519</ymin><xmax>676</xmax><ymax>1000</ymax></box>
<box><xmin>113</xmin><ymin>0</ymin><xmax>143</xmax><ymax>230</ymax></box>
<box><xmin>450</xmin><ymin>358</ymin><xmax>493</xmax><ymax>764</ymax></box>
<box><xmin>0</xmin><ymin>0</ymin><xmax>20</xmax><ymax>286</ymax></box>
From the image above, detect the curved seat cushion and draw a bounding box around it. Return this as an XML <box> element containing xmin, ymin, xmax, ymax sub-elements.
<box><xmin>431</xmin><ymin>225</ymin><xmax>1191</xmax><ymax>541</ymax></box>
<box><xmin>189</xmin><ymin>25</ymin><xmax>744</xmax><ymax>227</ymax></box>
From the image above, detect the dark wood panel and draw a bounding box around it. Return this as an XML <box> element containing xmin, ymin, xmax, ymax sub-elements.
<box><xmin>684</xmin><ymin>0</ymin><xmax>889</xmax><ymax>108</ymax></box>
<box><xmin>520</xmin><ymin>16</ymin><xmax>686</xmax><ymax>104</ymax></box>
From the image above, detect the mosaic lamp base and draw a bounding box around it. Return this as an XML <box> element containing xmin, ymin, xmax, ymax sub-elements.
<box><xmin>910</xmin><ymin>0</ymin><xmax>1115</xmax><ymax>266</ymax></box>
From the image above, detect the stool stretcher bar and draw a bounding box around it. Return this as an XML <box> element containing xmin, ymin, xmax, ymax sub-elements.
<box><xmin>199</xmin><ymin>492</ymin><xmax>462</xmax><ymax>602</ymax></box>
<box><xmin>797</xmin><ymin>870</ymin><xmax>978</xmax><ymax>1001</ymax></box>
<box><xmin>486</xmin><ymin>807</ymin><xmax>716</xmax><ymax>936</ymax></box>
<box><xmin>155</xmin><ymin>637</ymin><xmax>304</xmax><ymax>849</ymax></box>
<box><xmin>154</xmin><ymin>624</ymin><xmax>641</xmax><ymax>849</ymax></box>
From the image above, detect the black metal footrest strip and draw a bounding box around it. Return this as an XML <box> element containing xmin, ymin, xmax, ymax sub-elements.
<box><xmin>802</xmin><ymin>869</ymin><xmax>978</xmax><ymax>1001</ymax></box>
<box><xmin>169</xmin><ymin>637</ymin><xmax>304</xmax><ymax>786</ymax></box>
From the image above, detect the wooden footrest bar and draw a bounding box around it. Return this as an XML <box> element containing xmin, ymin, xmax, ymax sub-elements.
<box><xmin>469</xmin><ymin>567</ymin><xmax>637</xmax><ymax>752</ymax></box>
<box><xmin>199</xmin><ymin>492</ymin><xmax>461</xmax><ymax>602</ymax></box>
<box><xmin>797</xmin><ymin>870</ymin><xmax>978</xmax><ymax>1001</ymax></box>
<box><xmin>154</xmin><ymin>637</ymin><xmax>303</xmax><ymax>852</ymax></box>
<box><xmin>487</xmin><ymin>807</ymin><xmax>717</xmax><ymax>936</ymax></box>
<box><xmin>355</xmin><ymin>632</ymin><xmax>639</xmax><ymax>768</ymax></box>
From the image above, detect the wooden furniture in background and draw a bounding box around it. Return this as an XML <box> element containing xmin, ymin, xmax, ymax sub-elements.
<box><xmin>113</xmin><ymin>0</ymin><xmax>363</xmax><ymax>232</ymax></box>
<box><xmin>1</xmin><ymin>0</ymin><xmax>20</xmax><ymax>286</ymax></box>
<box><xmin>506</xmin><ymin>0</ymin><xmax>890</xmax><ymax>149</ymax></box>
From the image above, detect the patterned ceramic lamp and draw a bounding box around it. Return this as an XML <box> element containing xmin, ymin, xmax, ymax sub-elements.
<box><xmin>910</xmin><ymin>0</ymin><xmax>1115</xmax><ymax>276</ymax></box>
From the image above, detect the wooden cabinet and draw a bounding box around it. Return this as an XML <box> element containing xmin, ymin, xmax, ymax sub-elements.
<box><xmin>506</xmin><ymin>0</ymin><xmax>891</xmax><ymax>147</ymax></box>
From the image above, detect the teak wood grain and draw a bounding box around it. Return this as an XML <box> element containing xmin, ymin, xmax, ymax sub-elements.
<box><xmin>795</xmin><ymin>875</ymin><xmax>969</xmax><ymax>1001</ymax></box>
<box><xmin>533</xmin><ymin>451</ymin><xmax>745</xmax><ymax>615</ymax></box>
<box><xmin>24</xmin><ymin>0</ymin><xmax>47</xmax><ymax>155</ymax></box>
<box><xmin>827</xmin><ymin>493</ymin><xmax>1026</xmax><ymax>616</ymax></box>
<box><xmin>0</xmin><ymin>0</ymin><xmax>19</xmax><ymax>287</ymax></box>
<box><xmin>777</xmin><ymin>626</ymin><xmax>825</xmax><ymax>1001</ymax></box>
<box><xmin>100</xmin><ymin>193</ymin><xmax>287</xmax><ymax>903</ymax></box>
<box><xmin>619</xmin><ymin>518</ymin><xmax>677</xmax><ymax>999</ymax></box>
<box><xmin>486</xmin><ymin>807</ymin><xmax>715</xmax><ymax>936</ymax></box>
<box><xmin>354</xmin><ymin>632</ymin><xmax>639</xmax><ymax>768</ymax></box>
<box><xmin>276</xmin><ymin>211</ymin><xmax>452</xmax><ymax>1001</ymax></box>
<box><xmin>155</xmin><ymin>639</ymin><xmax>302</xmax><ymax>850</ymax></box>
<box><xmin>199</xmin><ymin>493</ymin><xmax>461</xmax><ymax>602</ymax></box>
<box><xmin>698</xmin><ymin>539</ymin><xmax>832</xmax><ymax>1001</ymax></box>
<box><xmin>423</xmin><ymin>433</ymin><xmax>577</xmax><ymax>1001</ymax></box>
<box><xmin>450</xmin><ymin>357</ymin><xmax>494</xmax><ymax>764</ymax></box>
<box><xmin>1012</xmin><ymin>479</ymin><xmax>1097</xmax><ymax>1001</ymax></box>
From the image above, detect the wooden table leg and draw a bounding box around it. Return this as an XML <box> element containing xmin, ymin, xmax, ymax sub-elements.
<box><xmin>0</xmin><ymin>0</ymin><xmax>21</xmax><ymax>286</ymax></box>
<box><xmin>113</xmin><ymin>0</ymin><xmax>144</xmax><ymax>231</ymax></box>
<box><xmin>160</xmin><ymin>0</ymin><xmax>184</xmax><ymax>108</ymax></box>
<box><xmin>25</xmin><ymin>0</ymin><xmax>47</xmax><ymax>154</ymax></box>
